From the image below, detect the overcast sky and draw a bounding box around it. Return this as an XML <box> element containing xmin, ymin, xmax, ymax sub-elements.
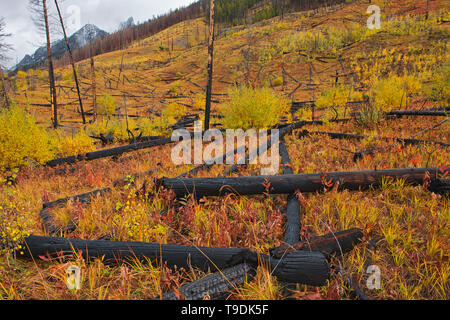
<box><xmin>1</xmin><ymin>0</ymin><xmax>196</xmax><ymax>68</ymax></box>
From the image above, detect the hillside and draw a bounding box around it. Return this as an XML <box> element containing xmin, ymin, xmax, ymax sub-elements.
<box><xmin>0</xmin><ymin>0</ymin><xmax>449</xmax><ymax>301</ymax></box>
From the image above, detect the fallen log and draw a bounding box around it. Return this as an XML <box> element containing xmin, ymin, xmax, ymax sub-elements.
<box><xmin>428</xmin><ymin>179</ymin><xmax>450</xmax><ymax>195</ymax></box>
<box><xmin>387</xmin><ymin>109</ymin><xmax>448</xmax><ymax>117</ymax></box>
<box><xmin>223</xmin><ymin>120</ymin><xmax>312</xmax><ymax>176</ymax></box>
<box><xmin>280</xmin><ymin>139</ymin><xmax>301</xmax><ymax>245</ymax></box>
<box><xmin>300</xmin><ymin>130</ymin><xmax>449</xmax><ymax>148</ymax></box>
<box><xmin>46</xmin><ymin>136</ymin><xmax>173</xmax><ymax>167</ymax></box>
<box><xmin>160</xmin><ymin>263</ymin><xmax>256</xmax><ymax>300</ymax></box>
<box><xmin>158</xmin><ymin>167</ymin><xmax>441</xmax><ymax>199</ymax></box>
<box><xmin>270</xmin><ymin>228</ymin><xmax>364</xmax><ymax>259</ymax></box>
<box><xmin>19</xmin><ymin>235</ymin><xmax>330</xmax><ymax>286</ymax></box>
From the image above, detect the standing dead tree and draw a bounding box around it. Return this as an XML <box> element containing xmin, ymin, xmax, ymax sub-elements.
<box><xmin>54</xmin><ymin>0</ymin><xmax>86</xmax><ymax>124</ymax></box>
<box><xmin>29</xmin><ymin>0</ymin><xmax>59</xmax><ymax>128</ymax></box>
<box><xmin>204</xmin><ymin>0</ymin><xmax>215</xmax><ymax>131</ymax></box>
<box><xmin>0</xmin><ymin>17</ymin><xmax>11</xmax><ymax>108</ymax></box>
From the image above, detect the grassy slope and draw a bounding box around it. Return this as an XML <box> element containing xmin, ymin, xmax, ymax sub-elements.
<box><xmin>0</xmin><ymin>0</ymin><xmax>449</xmax><ymax>300</ymax></box>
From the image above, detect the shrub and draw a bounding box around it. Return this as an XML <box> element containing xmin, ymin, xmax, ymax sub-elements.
<box><xmin>16</xmin><ymin>71</ymin><xmax>27</xmax><ymax>78</ymax></box>
<box><xmin>0</xmin><ymin>104</ymin><xmax>57</xmax><ymax>171</ymax></box>
<box><xmin>272</xmin><ymin>76</ymin><xmax>283</xmax><ymax>87</ymax></box>
<box><xmin>316</xmin><ymin>84</ymin><xmax>351</xmax><ymax>109</ymax></box>
<box><xmin>423</xmin><ymin>62</ymin><xmax>450</xmax><ymax>105</ymax></box>
<box><xmin>192</xmin><ymin>93</ymin><xmax>206</xmax><ymax>111</ymax></box>
<box><xmin>162</xmin><ymin>102</ymin><xmax>187</xmax><ymax>124</ymax></box>
<box><xmin>58</xmin><ymin>132</ymin><xmax>96</xmax><ymax>157</ymax></box>
<box><xmin>97</xmin><ymin>94</ymin><xmax>117</xmax><ymax>117</ymax></box>
<box><xmin>62</xmin><ymin>71</ymin><xmax>73</xmax><ymax>85</ymax></box>
<box><xmin>372</xmin><ymin>75</ymin><xmax>421</xmax><ymax>112</ymax></box>
<box><xmin>221</xmin><ymin>86</ymin><xmax>290</xmax><ymax>130</ymax></box>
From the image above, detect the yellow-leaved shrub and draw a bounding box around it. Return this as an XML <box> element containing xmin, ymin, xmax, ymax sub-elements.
<box><xmin>97</xmin><ymin>94</ymin><xmax>117</xmax><ymax>117</ymax></box>
<box><xmin>0</xmin><ymin>105</ymin><xmax>57</xmax><ymax>171</ymax></box>
<box><xmin>57</xmin><ymin>132</ymin><xmax>96</xmax><ymax>157</ymax></box>
<box><xmin>372</xmin><ymin>75</ymin><xmax>421</xmax><ymax>112</ymax></box>
<box><xmin>221</xmin><ymin>86</ymin><xmax>290</xmax><ymax>130</ymax></box>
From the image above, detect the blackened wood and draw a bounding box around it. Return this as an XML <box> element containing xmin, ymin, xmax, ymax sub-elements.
<box><xmin>280</xmin><ymin>139</ymin><xmax>301</xmax><ymax>245</ymax></box>
<box><xmin>204</xmin><ymin>0</ymin><xmax>215</xmax><ymax>130</ymax></box>
<box><xmin>428</xmin><ymin>179</ymin><xmax>450</xmax><ymax>195</ymax></box>
<box><xmin>0</xmin><ymin>65</ymin><xmax>9</xmax><ymax>107</ymax></box>
<box><xmin>42</xmin><ymin>187</ymin><xmax>112</xmax><ymax>209</ymax></box>
<box><xmin>260</xmin><ymin>251</ymin><xmax>329</xmax><ymax>286</ymax></box>
<box><xmin>43</xmin><ymin>0</ymin><xmax>58</xmax><ymax>128</ymax></box>
<box><xmin>160</xmin><ymin>263</ymin><xmax>256</xmax><ymax>300</ymax></box>
<box><xmin>223</xmin><ymin>120</ymin><xmax>310</xmax><ymax>176</ymax></box>
<box><xmin>46</xmin><ymin>137</ymin><xmax>173</xmax><ymax>167</ymax></box>
<box><xmin>159</xmin><ymin>167</ymin><xmax>440</xmax><ymax>199</ymax></box>
<box><xmin>270</xmin><ymin>228</ymin><xmax>364</xmax><ymax>259</ymax></box>
<box><xmin>387</xmin><ymin>109</ymin><xmax>448</xmax><ymax>117</ymax></box>
<box><xmin>19</xmin><ymin>236</ymin><xmax>329</xmax><ymax>285</ymax></box>
<box><xmin>54</xmin><ymin>0</ymin><xmax>85</xmax><ymax>124</ymax></box>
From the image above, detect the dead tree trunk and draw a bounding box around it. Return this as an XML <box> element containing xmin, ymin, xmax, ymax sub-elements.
<box><xmin>18</xmin><ymin>235</ymin><xmax>330</xmax><ymax>285</ymax></box>
<box><xmin>271</xmin><ymin>228</ymin><xmax>364</xmax><ymax>259</ymax></box>
<box><xmin>0</xmin><ymin>64</ymin><xmax>9</xmax><ymax>108</ymax></box>
<box><xmin>90</xmin><ymin>56</ymin><xmax>97</xmax><ymax>121</ymax></box>
<box><xmin>204</xmin><ymin>0</ymin><xmax>215</xmax><ymax>130</ymax></box>
<box><xmin>54</xmin><ymin>0</ymin><xmax>85</xmax><ymax>124</ymax></box>
<box><xmin>159</xmin><ymin>167</ymin><xmax>441</xmax><ymax>198</ymax></box>
<box><xmin>280</xmin><ymin>139</ymin><xmax>301</xmax><ymax>245</ymax></box>
<box><xmin>43</xmin><ymin>0</ymin><xmax>58</xmax><ymax>128</ymax></box>
<box><xmin>160</xmin><ymin>263</ymin><xmax>256</xmax><ymax>300</ymax></box>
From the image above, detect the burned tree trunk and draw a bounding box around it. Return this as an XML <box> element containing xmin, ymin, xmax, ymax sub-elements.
<box><xmin>160</xmin><ymin>263</ymin><xmax>256</xmax><ymax>300</ymax></box>
<box><xmin>280</xmin><ymin>139</ymin><xmax>301</xmax><ymax>245</ymax></box>
<box><xmin>159</xmin><ymin>167</ymin><xmax>441</xmax><ymax>199</ymax></box>
<box><xmin>54</xmin><ymin>0</ymin><xmax>86</xmax><ymax>124</ymax></box>
<box><xmin>270</xmin><ymin>228</ymin><xmax>364</xmax><ymax>259</ymax></box>
<box><xmin>204</xmin><ymin>0</ymin><xmax>215</xmax><ymax>130</ymax></box>
<box><xmin>0</xmin><ymin>64</ymin><xmax>8</xmax><ymax>108</ymax></box>
<box><xmin>90</xmin><ymin>56</ymin><xmax>97</xmax><ymax>121</ymax></box>
<box><xmin>18</xmin><ymin>235</ymin><xmax>330</xmax><ymax>286</ymax></box>
<box><xmin>42</xmin><ymin>0</ymin><xmax>58</xmax><ymax>128</ymax></box>
<box><xmin>46</xmin><ymin>136</ymin><xmax>174</xmax><ymax>167</ymax></box>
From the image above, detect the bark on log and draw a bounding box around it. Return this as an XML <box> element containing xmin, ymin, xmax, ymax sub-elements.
<box><xmin>159</xmin><ymin>167</ymin><xmax>440</xmax><ymax>199</ymax></box>
<box><xmin>160</xmin><ymin>263</ymin><xmax>256</xmax><ymax>300</ymax></box>
<box><xmin>270</xmin><ymin>228</ymin><xmax>364</xmax><ymax>259</ymax></box>
<box><xmin>46</xmin><ymin>137</ymin><xmax>173</xmax><ymax>167</ymax></box>
<box><xmin>280</xmin><ymin>139</ymin><xmax>301</xmax><ymax>245</ymax></box>
<box><xmin>428</xmin><ymin>179</ymin><xmax>450</xmax><ymax>195</ymax></box>
<box><xmin>19</xmin><ymin>235</ymin><xmax>330</xmax><ymax>285</ymax></box>
<box><xmin>387</xmin><ymin>109</ymin><xmax>449</xmax><ymax>117</ymax></box>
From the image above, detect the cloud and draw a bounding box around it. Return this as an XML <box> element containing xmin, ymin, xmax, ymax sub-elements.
<box><xmin>1</xmin><ymin>0</ymin><xmax>196</xmax><ymax>68</ymax></box>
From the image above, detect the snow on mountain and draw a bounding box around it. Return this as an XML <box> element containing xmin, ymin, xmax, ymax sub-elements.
<box><xmin>14</xmin><ymin>24</ymin><xmax>107</xmax><ymax>71</ymax></box>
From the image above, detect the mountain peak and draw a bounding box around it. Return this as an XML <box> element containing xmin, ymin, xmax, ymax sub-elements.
<box><xmin>119</xmin><ymin>17</ymin><xmax>135</xmax><ymax>30</ymax></box>
<box><xmin>14</xmin><ymin>24</ymin><xmax>107</xmax><ymax>71</ymax></box>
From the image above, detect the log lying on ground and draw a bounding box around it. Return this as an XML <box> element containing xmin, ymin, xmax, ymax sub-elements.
<box><xmin>19</xmin><ymin>235</ymin><xmax>329</xmax><ymax>286</ymax></box>
<box><xmin>351</xmin><ymin>109</ymin><xmax>449</xmax><ymax>118</ymax></box>
<box><xmin>223</xmin><ymin>120</ymin><xmax>313</xmax><ymax>176</ymax></box>
<box><xmin>160</xmin><ymin>263</ymin><xmax>256</xmax><ymax>300</ymax></box>
<box><xmin>387</xmin><ymin>109</ymin><xmax>449</xmax><ymax>117</ymax></box>
<box><xmin>279</xmin><ymin>139</ymin><xmax>301</xmax><ymax>245</ymax></box>
<box><xmin>428</xmin><ymin>179</ymin><xmax>450</xmax><ymax>195</ymax></box>
<box><xmin>158</xmin><ymin>167</ymin><xmax>441</xmax><ymax>199</ymax></box>
<box><xmin>270</xmin><ymin>228</ymin><xmax>364</xmax><ymax>259</ymax></box>
<box><xmin>299</xmin><ymin>130</ymin><xmax>450</xmax><ymax>148</ymax></box>
<box><xmin>46</xmin><ymin>137</ymin><xmax>173</xmax><ymax>167</ymax></box>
